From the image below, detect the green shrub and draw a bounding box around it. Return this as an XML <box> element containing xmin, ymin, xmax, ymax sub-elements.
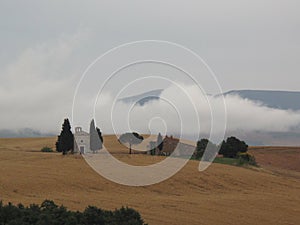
<box><xmin>237</xmin><ymin>152</ymin><xmax>257</xmax><ymax>166</ymax></box>
<box><xmin>213</xmin><ymin>157</ymin><xmax>238</xmax><ymax>166</ymax></box>
<box><xmin>41</xmin><ymin>147</ymin><xmax>54</xmax><ymax>152</ymax></box>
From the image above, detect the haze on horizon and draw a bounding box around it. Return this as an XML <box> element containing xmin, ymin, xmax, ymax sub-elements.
<box><xmin>0</xmin><ymin>1</ymin><xmax>300</xmax><ymax>144</ymax></box>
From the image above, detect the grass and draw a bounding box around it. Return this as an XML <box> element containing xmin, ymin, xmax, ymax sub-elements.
<box><xmin>213</xmin><ymin>156</ymin><xmax>258</xmax><ymax>167</ymax></box>
<box><xmin>213</xmin><ymin>157</ymin><xmax>239</xmax><ymax>166</ymax></box>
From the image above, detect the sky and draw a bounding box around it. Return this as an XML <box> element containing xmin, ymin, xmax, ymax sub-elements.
<box><xmin>0</xmin><ymin>0</ymin><xmax>300</xmax><ymax>137</ymax></box>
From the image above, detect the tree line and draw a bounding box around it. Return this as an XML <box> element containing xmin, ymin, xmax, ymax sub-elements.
<box><xmin>195</xmin><ymin>136</ymin><xmax>256</xmax><ymax>165</ymax></box>
<box><xmin>55</xmin><ymin>118</ymin><xmax>256</xmax><ymax>166</ymax></box>
<box><xmin>195</xmin><ymin>136</ymin><xmax>248</xmax><ymax>159</ymax></box>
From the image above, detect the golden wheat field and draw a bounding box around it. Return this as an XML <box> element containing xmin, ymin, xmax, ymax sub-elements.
<box><xmin>0</xmin><ymin>136</ymin><xmax>300</xmax><ymax>225</ymax></box>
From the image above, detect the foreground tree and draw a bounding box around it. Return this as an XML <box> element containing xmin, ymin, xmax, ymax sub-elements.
<box><xmin>119</xmin><ymin>132</ymin><xmax>144</xmax><ymax>154</ymax></box>
<box><xmin>90</xmin><ymin>119</ymin><xmax>103</xmax><ymax>153</ymax></box>
<box><xmin>56</xmin><ymin>118</ymin><xmax>74</xmax><ymax>155</ymax></box>
<box><xmin>219</xmin><ymin>136</ymin><xmax>248</xmax><ymax>158</ymax></box>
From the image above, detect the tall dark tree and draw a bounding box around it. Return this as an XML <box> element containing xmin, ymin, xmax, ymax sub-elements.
<box><xmin>219</xmin><ymin>136</ymin><xmax>248</xmax><ymax>158</ymax></box>
<box><xmin>195</xmin><ymin>139</ymin><xmax>217</xmax><ymax>160</ymax></box>
<box><xmin>90</xmin><ymin>119</ymin><xmax>102</xmax><ymax>153</ymax></box>
<box><xmin>157</xmin><ymin>133</ymin><xmax>163</xmax><ymax>153</ymax></box>
<box><xmin>195</xmin><ymin>139</ymin><xmax>209</xmax><ymax>159</ymax></box>
<box><xmin>56</xmin><ymin>118</ymin><xmax>74</xmax><ymax>155</ymax></box>
<box><xmin>119</xmin><ymin>132</ymin><xmax>144</xmax><ymax>154</ymax></box>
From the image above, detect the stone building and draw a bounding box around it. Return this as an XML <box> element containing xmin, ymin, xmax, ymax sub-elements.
<box><xmin>148</xmin><ymin>135</ymin><xmax>195</xmax><ymax>157</ymax></box>
<box><xmin>74</xmin><ymin>127</ymin><xmax>90</xmax><ymax>154</ymax></box>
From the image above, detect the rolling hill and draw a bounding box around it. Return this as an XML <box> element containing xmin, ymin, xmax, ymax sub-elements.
<box><xmin>0</xmin><ymin>136</ymin><xmax>299</xmax><ymax>225</ymax></box>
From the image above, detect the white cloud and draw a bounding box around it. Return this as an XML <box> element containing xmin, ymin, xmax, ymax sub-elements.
<box><xmin>1</xmin><ymin>1</ymin><xmax>300</xmax><ymax>140</ymax></box>
<box><xmin>0</xmin><ymin>30</ymin><xmax>89</xmax><ymax>132</ymax></box>
<box><xmin>89</xmin><ymin>84</ymin><xmax>300</xmax><ymax>142</ymax></box>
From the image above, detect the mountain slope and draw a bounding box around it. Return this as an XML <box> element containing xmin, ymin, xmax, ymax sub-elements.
<box><xmin>119</xmin><ymin>89</ymin><xmax>300</xmax><ymax>111</ymax></box>
<box><xmin>222</xmin><ymin>90</ymin><xmax>300</xmax><ymax>111</ymax></box>
<box><xmin>118</xmin><ymin>89</ymin><xmax>163</xmax><ymax>106</ymax></box>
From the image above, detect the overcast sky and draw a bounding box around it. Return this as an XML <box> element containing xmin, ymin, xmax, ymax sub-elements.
<box><xmin>0</xmin><ymin>0</ymin><xmax>300</xmax><ymax>134</ymax></box>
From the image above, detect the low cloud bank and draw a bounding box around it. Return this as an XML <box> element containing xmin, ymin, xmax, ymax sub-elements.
<box><xmin>90</xmin><ymin>84</ymin><xmax>300</xmax><ymax>144</ymax></box>
<box><xmin>1</xmin><ymin>33</ymin><xmax>299</xmax><ymax>143</ymax></box>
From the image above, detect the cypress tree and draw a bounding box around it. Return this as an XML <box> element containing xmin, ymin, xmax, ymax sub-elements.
<box><xmin>90</xmin><ymin>119</ymin><xmax>102</xmax><ymax>153</ymax></box>
<box><xmin>56</xmin><ymin>118</ymin><xmax>74</xmax><ymax>155</ymax></box>
<box><xmin>157</xmin><ymin>133</ymin><xmax>163</xmax><ymax>152</ymax></box>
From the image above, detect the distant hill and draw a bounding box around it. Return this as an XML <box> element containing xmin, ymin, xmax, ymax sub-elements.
<box><xmin>117</xmin><ymin>89</ymin><xmax>300</xmax><ymax>145</ymax></box>
<box><xmin>2</xmin><ymin>89</ymin><xmax>299</xmax><ymax>142</ymax></box>
<box><xmin>0</xmin><ymin>128</ymin><xmax>55</xmax><ymax>138</ymax></box>
<box><xmin>119</xmin><ymin>89</ymin><xmax>300</xmax><ymax>111</ymax></box>
<box><xmin>219</xmin><ymin>90</ymin><xmax>300</xmax><ymax>145</ymax></box>
<box><xmin>118</xmin><ymin>89</ymin><xmax>163</xmax><ymax>106</ymax></box>
<box><xmin>221</xmin><ymin>90</ymin><xmax>300</xmax><ymax>111</ymax></box>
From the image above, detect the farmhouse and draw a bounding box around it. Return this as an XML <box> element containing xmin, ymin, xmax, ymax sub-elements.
<box><xmin>148</xmin><ymin>135</ymin><xmax>195</xmax><ymax>157</ymax></box>
<box><xmin>161</xmin><ymin>135</ymin><xmax>179</xmax><ymax>156</ymax></box>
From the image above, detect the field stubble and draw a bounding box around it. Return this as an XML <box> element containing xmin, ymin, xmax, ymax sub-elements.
<box><xmin>0</xmin><ymin>137</ymin><xmax>299</xmax><ymax>225</ymax></box>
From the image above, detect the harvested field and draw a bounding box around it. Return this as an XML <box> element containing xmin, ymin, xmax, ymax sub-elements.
<box><xmin>0</xmin><ymin>137</ymin><xmax>299</xmax><ymax>225</ymax></box>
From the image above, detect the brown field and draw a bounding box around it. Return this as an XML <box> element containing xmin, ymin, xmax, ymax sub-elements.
<box><xmin>249</xmin><ymin>146</ymin><xmax>300</xmax><ymax>172</ymax></box>
<box><xmin>0</xmin><ymin>136</ymin><xmax>300</xmax><ymax>225</ymax></box>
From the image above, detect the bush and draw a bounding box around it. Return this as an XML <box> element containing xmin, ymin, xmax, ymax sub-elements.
<box><xmin>0</xmin><ymin>200</ymin><xmax>147</xmax><ymax>225</ymax></box>
<box><xmin>237</xmin><ymin>152</ymin><xmax>257</xmax><ymax>166</ymax></box>
<box><xmin>41</xmin><ymin>147</ymin><xmax>54</xmax><ymax>152</ymax></box>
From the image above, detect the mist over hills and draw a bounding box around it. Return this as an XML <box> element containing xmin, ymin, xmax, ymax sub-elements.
<box><xmin>118</xmin><ymin>88</ymin><xmax>300</xmax><ymax>146</ymax></box>
<box><xmin>221</xmin><ymin>90</ymin><xmax>300</xmax><ymax>111</ymax></box>
<box><xmin>219</xmin><ymin>89</ymin><xmax>300</xmax><ymax>145</ymax></box>
<box><xmin>118</xmin><ymin>89</ymin><xmax>163</xmax><ymax>106</ymax></box>
<box><xmin>119</xmin><ymin>89</ymin><xmax>300</xmax><ymax>111</ymax></box>
<box><xmin>1</xmin><ymin>89</ymin><xmax>300</xmax><ymax>146</ymax></box>
<box><xmin>0</xmin><ymin>128</ymin><xmax>55</xmax><ymax>138</ymax></box>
